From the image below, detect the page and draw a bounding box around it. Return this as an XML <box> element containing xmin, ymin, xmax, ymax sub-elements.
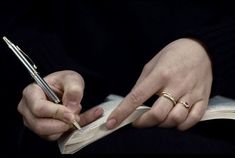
<box><xmin>58</xmin><ymin>94</ymin><xmax>150</xmax><ymax>154</ymax></box>
<box><xmin>58</xmin><ymin>95</ymin><xmax>235</xmax><ymax>154</ymax></box>
<box><xmin>201</xmin><ymin>96</ymin><xmax>235</xmax><ymax>121</ymax></box>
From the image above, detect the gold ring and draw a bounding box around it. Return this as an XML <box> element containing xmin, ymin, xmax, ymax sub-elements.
<box><xmin>161</xmin><ymin>91</ymin><xmax>177</xmax><ymax>106</ymax></box>
<box><xmin>178</xmin><ymin>101</ymin><xmax>190</xmax><ymax>109</ymax></box>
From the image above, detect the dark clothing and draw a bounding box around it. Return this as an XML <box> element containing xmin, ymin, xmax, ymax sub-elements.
<box><xmin>1</xmin><ymin>0</ymin><xmax>235</xmax><ymax>155</ymax></box>
<box><xmin>19</xmin><ymin>120</ymin><xmax>235</xmax><ymax>155</ymax></box>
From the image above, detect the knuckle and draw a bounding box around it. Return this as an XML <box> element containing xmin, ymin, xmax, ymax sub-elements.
<box><xmin>114</xmin><ymin>106</ymin><xmax>127</xmax><ymax>117</ymax></box>
<box><xmin>69</xmin><ymin>85</ymin><xmax>83</xmax><ymax>94</ymax></box>
<box><xmin>66</xmin><ymin>71</ymin><xmax>84</xmax><ymax>84</ymax></box>
<box><xmin>149</xmin><ymin>110</ymin><xmax>165</xmax><ymax>123</ymax></box>
<box><xmin>22</xmin><ymin>84</ymin><xmax>38</xmax><ymax>98</ymax></box>
<box><xmin>31</xmin><ymin>102</ymin><xmax>44</xmax><ymax>117</ymax></box>
<box><xmin>127</xmin><ymin>89</ymin><xmax>145</xmax><ymax>105</ymax></box>
<box><xmin>17</xmin><ymin>101</ymin><xmax>23</xmax><ymax>114</ymax></box>
<box><xmin>22</xmin><ymin>86</ymin><xmax>30</xmax><ymax>97</ymax></box>
<box><xmin>170</xmin><ymin>112</ymin><xmax>183</xmax><ymax>124</ymax></box>
<box><xmin>158</xmin><ymin>69</ymin><xmax>172</xmax><ymax>81</ymax></box>
<box><xmin>34</xmin><ymin>123</ymin><xmax>45</xmax><ymax>136</ymax></box>
<box><xmin>189</xmin><ymin>111</ymin><xmax>201</xmax><ymax>121</ymax></box>
<box><xmin>77</xmin><ymin>75</ymin><xmax>85</xmax><ymax>86</ymax></box>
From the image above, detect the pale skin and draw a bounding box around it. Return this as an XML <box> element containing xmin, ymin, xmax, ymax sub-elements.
<box><xmin>106</xmin><ymin>38</ymin><xmax>213</xmax><ymax>131</ymax></box>
<box><xmin>18</xmin><ymin>38</ymin><xmax>212</xmax><ymax>141</ymax></box>
<box><xmin>18</xmin><ymin>70</ymin><xmax>104</xmax><ymax>141</ymax></box>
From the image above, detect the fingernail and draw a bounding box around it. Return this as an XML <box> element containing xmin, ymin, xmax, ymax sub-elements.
<box><xmin>94</xmin><ymin>107</ymin><xmax>104</xmax><ymax>117</ymax></box>
<box><xmin>106</xmin><ymin>118</ymin><xmax>117</xmax><ymax>129</ymax></box>
<box><xmin>63</xmin><ymin>112</ymin><xmax>75</xmax><ymax>123</ymax></box>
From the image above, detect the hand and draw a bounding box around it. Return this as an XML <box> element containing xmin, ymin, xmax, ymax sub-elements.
<box><xmin>18</xmin><ymin>70</ymin><xmax>103</xmax><ymax>140</ymax></box>
<box><xmin>106</xmin><ymin>38</ymin><xmax>212</xmax><ymax>130</ymax></box>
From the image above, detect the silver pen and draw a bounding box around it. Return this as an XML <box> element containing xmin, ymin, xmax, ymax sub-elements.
<box><xmin>3</xmin><ymin>36</ymin><xmax>81</xmax><ymax>130</ymax></box>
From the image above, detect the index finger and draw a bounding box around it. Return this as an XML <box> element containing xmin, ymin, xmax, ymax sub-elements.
<box><xmin>106</xmin><ymin>73</ymin><xmax>162</xmax><ymax>129</ymax></box>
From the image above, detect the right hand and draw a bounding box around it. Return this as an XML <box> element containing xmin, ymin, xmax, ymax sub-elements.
<box><xmin>17</xmin><ymin>70</ymin><xmax>103</xmax><ymax>141</ymax></box>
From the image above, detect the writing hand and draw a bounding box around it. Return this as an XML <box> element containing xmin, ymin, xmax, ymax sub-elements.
<box><xmin>18</xmin><ymin>70</ymin><xmax>103</xmax><ymax>140</ymax></box>
<box><xmin>106</xmin><ymin>38</ymin><xmax>212</xmax><ymax>131</ymax></box>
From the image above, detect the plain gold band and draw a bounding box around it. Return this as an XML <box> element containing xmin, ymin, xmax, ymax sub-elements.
<box><xmin>161</xmin><ymin>91</ymin><xmax>177</xmax><ymax>106</ymax></box>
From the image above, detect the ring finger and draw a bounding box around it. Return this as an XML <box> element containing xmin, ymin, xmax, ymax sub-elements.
<box><xmin>159</xmin><ymin>93</ymin><xmax>194</xmax><ymax>128</ymax></box>
<box><xmin>133</xmin><ymin>90</ymin><xmax>179</xmax><ymax>128</ymax></box>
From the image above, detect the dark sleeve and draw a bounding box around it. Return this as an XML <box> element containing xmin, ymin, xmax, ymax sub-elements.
<box><xmin>1</xmin><ymin>1</ymin><xmax>111</xmax><ymax>109</ymax></box>
<box><xmin>184</xmin><ymin>3</ymin><xmax>235</xmax><ymax>99</ymax></box>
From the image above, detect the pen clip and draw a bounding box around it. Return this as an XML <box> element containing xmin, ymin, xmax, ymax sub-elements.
<box><xmin>2</xmin><ymin>36</ymin><xmax>38</xmax><ymax>75</ymax></box>
<box><xmin>2</xmin><ymin>36</ymin><xmax>61</xmax><ymax>104</ymax></box>
<box><xmin>3</xmin><ymin>36</ymin><xmax>82</xmax><ymax>130</ymax></box>
<box><xmin>16</xmin><ymin>45</ymin><xmax>38</xmax><ymax>70</ymax></box>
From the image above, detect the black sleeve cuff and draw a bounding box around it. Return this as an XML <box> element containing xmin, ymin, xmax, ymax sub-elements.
<box><xmin>184</xmin><ymin>19</ymin><xmax>235</xmax><ymax>98</ymax></box>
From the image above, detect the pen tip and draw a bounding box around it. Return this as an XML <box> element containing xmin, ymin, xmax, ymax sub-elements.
<box><xmin>73</xmin><ymin>121</ymin><xmax>82</xmax><ymax>130</ymax></box>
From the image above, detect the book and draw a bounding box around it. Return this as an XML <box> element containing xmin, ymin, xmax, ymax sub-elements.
<box><xmin>58</xmin><ymin>94</ymin><xmax>235</xmax><ymax>154</ymax></box>
<box><xmin>201</xmin><ymin>95</ymin><xmax>235</xmax><ymax>121</ymax></box>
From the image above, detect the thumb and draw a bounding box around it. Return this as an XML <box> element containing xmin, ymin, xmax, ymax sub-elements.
<box><xmin>60</xmin><ymin>71</ymin><xmax>85</xmax><ymax>113</ymax></box>
<box><xmin>63</xmin><ymin>85</ymin><xmax>83</xmax><ymax>112</ymax></box>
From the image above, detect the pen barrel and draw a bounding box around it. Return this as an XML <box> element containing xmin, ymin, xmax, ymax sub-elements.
<box><xmin>2</xmin><ymin>36</ymin><xmax>61</xmax><ymax>104</ymax></box>
<box><xmin>32</xmin><ymin>73</ymin><xmax>61</xmax><ymax>104</ymax></box>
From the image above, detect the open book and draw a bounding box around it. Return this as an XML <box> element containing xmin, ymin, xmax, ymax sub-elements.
<box><xmin>58</xmin><ymin>94</ymin><xmax>235</xmax><ymax>154</ymax></box>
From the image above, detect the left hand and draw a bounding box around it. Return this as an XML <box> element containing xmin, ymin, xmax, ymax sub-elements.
<box><xmin>106</xmin><ymin>38</ymin><xmax>213</xmax><ymax>130</ymax></box>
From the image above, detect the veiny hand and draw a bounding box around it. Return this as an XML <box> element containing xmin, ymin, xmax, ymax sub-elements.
<box><xmin>18</xmin><ymin>70</ymin><xmax>103</xmax><ymax>140</ymax></box>
<box><xmin>106</xmin><ymin>38</ymin><xmax>212</xmax><ymax>131</ymax></box>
